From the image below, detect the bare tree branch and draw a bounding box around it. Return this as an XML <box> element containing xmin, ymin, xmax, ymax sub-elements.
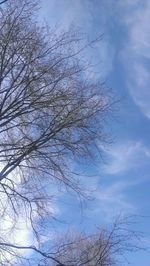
<box><xmin>0</xmin><ymin>2</ymin><xmax>147</xmax><ymax>264</ymax></box>
<box><xmin>0</xmin><ymin>242</ymin><xmax>68</xmax><ymax>266</ymax></box>
<box><xmin>0</xmin><ymin>0</ymin><xmax>8</xmax><ymax>5</ymax></box>
<box><xmin>50</xmin><ymin>216</ymin><xmax>147</xmax><ymax>266</ymax></box>
<box><xmin>0</xmin><ymin>0</ymin><xmax>116</xmax><ymax>265</ymax></box>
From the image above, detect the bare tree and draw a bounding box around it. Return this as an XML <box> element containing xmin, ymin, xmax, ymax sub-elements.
<box><xmin>0</xmin><ymin>0</ymin><xmax>115</xmax><ymax>265</ymax></box>
<box><xmin>49</xmin><ymin>216</ymin><xmax>146</xmax><ymax>266</ymax></box>
<box><xmin>0</xmin><ymin>1</ymin><xmax>147</xmax><ymax>266</ymax></box>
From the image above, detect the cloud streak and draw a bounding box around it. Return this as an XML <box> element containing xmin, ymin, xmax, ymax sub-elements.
<box><xmin>95</xmin><ymin>180</ymin><xmax>136</xmax><ymax>221</ymax></box>
<box><xmin>120</xmin><ymin>0</ymin><xmax>150</xmax><ymax>118</ymax></box>
<box><xmin>104</xmin><ymin>141</ymin><xmax>150</xmax><ymax>175</ymax></box>
<box><xmin>87</xmin><ymin>140</ymin><xmax>150</xmax><ymax>221</ymax></box>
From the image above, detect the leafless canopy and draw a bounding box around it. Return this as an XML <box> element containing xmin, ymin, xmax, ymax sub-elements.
<box><xmin>49</xmin><ymin>216</ymin><xmax>146</xmax><ymax>266</ymax></box>
<box><xmin>0</xmin><ymin>0</ymin><xmax>115</xmax><ymax>265</ymax></box>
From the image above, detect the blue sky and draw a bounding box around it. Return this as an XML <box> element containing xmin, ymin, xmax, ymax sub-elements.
<box><xmin>39</xmin><ymin>1</ymin><xmax>150</xmax><ymax>265</ymax></box>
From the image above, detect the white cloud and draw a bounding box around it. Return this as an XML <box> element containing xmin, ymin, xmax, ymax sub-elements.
<box><xmin>84</xmin><ymin>140</ymin><xmax>150</xmax><ymax>222</ymax></box>
<box><xmin>89</xmin><ymin>162</ymin><xmax>149</xmax><ymax>222</ymax></box>
<box><xmin>0</xmin><ymin>214</ymin><xmax>32</xmax><ymax>263</ymax></box>
<box><xmin>0</xmin><ymin>165</ymin><xmax>60</xmax><ymax>263</ymax></box>
<box><xmin>120</xmin><ymin>0</ymin><xmax>150</xmax><ymax>118</ymax></box>
<box><xmin>95</xmin><ymin>180</ymin><xmax>136</xmax><ymax>221</ymax></box>
<box><xmin>103</xmin><ymin>141</ymin><xmax>150</xmax><ymax>175</ymax></box>
<box><xmin>85</xmin><ymin>175</ymin><xmax>143</xmax><ymax>223</ymax></box>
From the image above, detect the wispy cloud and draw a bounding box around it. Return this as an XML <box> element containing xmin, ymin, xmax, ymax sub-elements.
<box><xmin>103</xmin><ymin>141</ymin><xmax>150</xmax><ymax>175</ymax></box>
<box><xmin>120</xmin><ymin>0</ymin><xmax>150</xmax><ymax>118</ymax></box>
<box><xmin>84</xmin><ymin>176</ymin><xmax>142</xmax><ymax>223</ymax></box>
<box><xmin>88</xmin><ymin>139</ymin><xmax>150</xmax><ymax>221</ymax></box>
<box><xmin>95</xmin><ymin>180</ymin><xmax>136</xmax><ymax>221</ymax></box>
